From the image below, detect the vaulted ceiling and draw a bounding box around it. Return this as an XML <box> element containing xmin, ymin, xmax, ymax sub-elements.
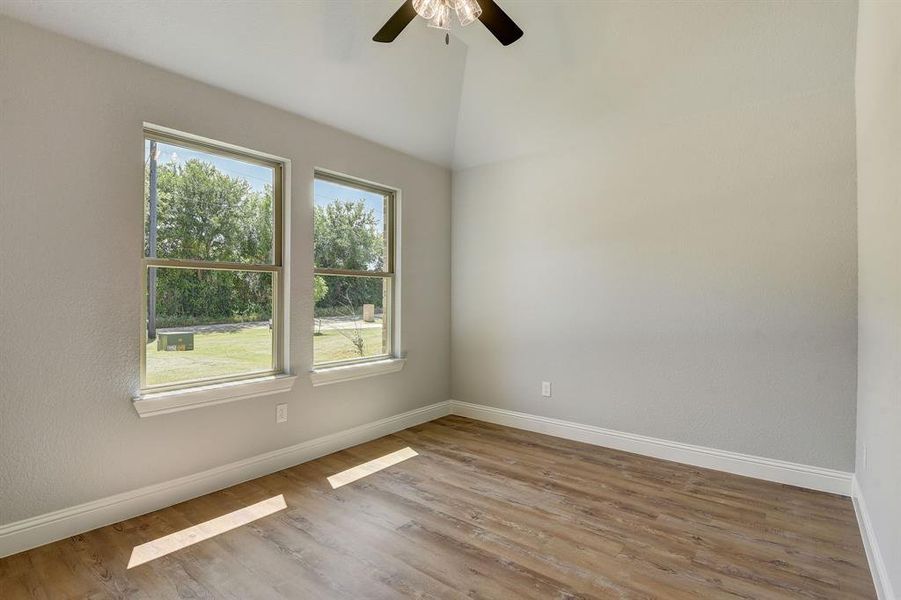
<box><xmin>0</xmin><ymin>1</ymin><xmax>856</xmax><ymax>170</ymax></box>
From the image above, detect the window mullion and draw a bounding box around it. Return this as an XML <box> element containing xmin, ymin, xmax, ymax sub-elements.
<box><xmin>145</xmin><ymin>258</ymin><xmax>279</xmax><ymax>273</ymax></box>
<box><xmin>313</xmin><ymin>267</ymin><xmax>392</xmax><ymax>278</ymax></box>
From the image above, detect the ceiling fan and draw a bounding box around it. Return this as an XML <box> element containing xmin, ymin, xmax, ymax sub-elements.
<box><xmin>373</xmin><ymin>0</ymin><xmax>523</xmax><ymax>46</ymax></box>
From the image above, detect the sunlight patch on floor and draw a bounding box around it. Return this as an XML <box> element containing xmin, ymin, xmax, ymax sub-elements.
<box><xmin>127</xmin><ymin>494</ymin><xmax>287</xmax><ymax>569</ymax></box>
<box><xmin>327</xmin><ymin>447</ymin><xmax>419</xmax><ymax>489</ymax></box>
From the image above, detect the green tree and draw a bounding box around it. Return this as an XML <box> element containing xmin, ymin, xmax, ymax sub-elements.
<box><xmin>313</xmin><ymin>275</ymin><xmax>329</xmax><ymax>335</ymax></box>
<box><xmin>313</xmin><ymin>275</ymin><xmax>329</xmax><ymax>304</ymax></box>
<box><xmin>144</xmin><ymin>159</ymin><xmax>388</xmax><ymax>326</ymax></box>
<box><xmin>314</xmin><ymin>200</ymin><xmax>383</xmax><ymax>271</ymax></box>
<box><xmin>155</xmin><ymin>160</ymin><xmax>263</xmax><ymax>262</ymax></box>
<box><xmin>314</xmin><ymin>200</ymin><xmax>384</xmax><ymax>309</ymax></box>
<box><xmin>146</xmin><ymin>159</ymin><xmax>274</xmax><ymax>325</ymax></box>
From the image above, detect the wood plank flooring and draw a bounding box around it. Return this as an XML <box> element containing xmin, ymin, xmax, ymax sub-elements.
<box><xmin>0</xmin><ymin>416</ymin><xmax>876</xmax><ymax>599</ymax></box>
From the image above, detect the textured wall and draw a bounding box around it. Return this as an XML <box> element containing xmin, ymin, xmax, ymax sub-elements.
<box><xmin>855</xmin><ymin>0</ymin><xmax>901</xmax><ymax>592</ymax></box>
<box><xmin>0</xmin><ymin>17</ymin><xmax>451</xmax><ymax>525</ymax></box>
<box><xmin>451</xmin><ymin>2</ymin><xmax>859</xmax><ymax>471</ymax></box>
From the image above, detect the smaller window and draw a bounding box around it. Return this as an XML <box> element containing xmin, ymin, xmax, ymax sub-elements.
<box><xmin>141</xmin><ymin>128</ymin><xmax>285</xmax><ymax>391</ymax></box>
<box><xmin>313</xmin><ymin>172</ymin><xmax>395</xmax><ymax>367</ymax></box>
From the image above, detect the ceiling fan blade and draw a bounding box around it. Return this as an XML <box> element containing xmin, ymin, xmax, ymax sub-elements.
<box><xmin>373</xmin><ymin>0</ymin><xmax>417</xmax><ymax>43</ymax></box>
<box><xmin>478</xmin><ymin>0</ymin><xmax>523</xmax><ymax>46</ymax></box>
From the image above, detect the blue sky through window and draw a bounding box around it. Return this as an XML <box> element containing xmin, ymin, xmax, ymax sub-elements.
<box><xmin>314</xmin><ymin>178</ymin><xmax>386</xmax><ymax>231</ymax></box>
<box><xmin>144</xmin><ymin>140</ymin><xmax>274</xmax><ymax>193</ymax></box>
<box><xmin>143</xmin><ymin>140</ymin><xmax>386</xmax><ymax>230</ymax></box>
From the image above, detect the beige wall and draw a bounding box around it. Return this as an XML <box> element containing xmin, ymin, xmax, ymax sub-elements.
<box><xmin>0</xmin><ymin>17</ymin><xmax>451</xmax><ymax>525</ymax></box>
<box><xmin>855</xmin><ymin>0</ymin><xmax>901</xmax><ymax>593</ymax></box>
<box><xmin>451</xmin><ymin>4</ymin><xmax>858</xmax><ymax>471</ymax></box>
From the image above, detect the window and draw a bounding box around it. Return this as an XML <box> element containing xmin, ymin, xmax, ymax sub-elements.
<box><xmin>313</xmin><ymin>172</ymin><xmax>395</xmax><ymax>367</ymax></box>
<box><xmin>141</xmin><ymin>128</ymin><xmax>285</xmax><ymax>392</ymax></box>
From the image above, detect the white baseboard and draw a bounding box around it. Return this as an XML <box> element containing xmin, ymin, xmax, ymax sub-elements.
<box><xmin>0</xmin><ymin>400</ymin><xmax>451</xmax><ymax>559</ymax></box>
<box><xmin>449</xmin><ymin>400</ymin><xmax>852</xmax><ymax>496</ymax></box>
<box><xmin>851</xmin><ymin>476</ymin><xmax>896</xmax><ymax>600</ymax></box>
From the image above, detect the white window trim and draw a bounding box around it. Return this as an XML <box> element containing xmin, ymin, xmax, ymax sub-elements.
<box><xmin>310</xmin><ymin>358</ymin><xmax>405</xmax><ymax>386</ymax></box>
<box><xmin>135</xmin><ymin>124</ymin><xmax>293</xmax><ymax>415</ymax></box>
<box><xmin>133</xmin><ymin>374</ymin><xmax>297</xmax><ymax>417</ymax></box>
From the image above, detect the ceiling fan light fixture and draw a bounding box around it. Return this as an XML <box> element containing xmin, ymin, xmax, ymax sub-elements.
<box><xmin>373</xmin><ymin>0</ymin><xmax>521</xmax><ymax>46</ymax></box>
<box><xmin>412</xmin><ymin>0</ymin><xmax>440</xmax><ymax>20</ymax></box>
<box><xmin>427</xmin><ymin>2</ymin><xmax>452</xmax><ymax>30</ymax></box>
<box><xmin>455</xmin><ymin>0</ymin><xmax>482</xmax><ymax>27</ymax></box>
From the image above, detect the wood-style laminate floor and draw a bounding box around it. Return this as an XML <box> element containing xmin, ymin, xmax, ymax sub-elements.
<box><xmin>0</xmin><ymin>416</ymin><xmax>876</xmax><ymax>599</ymax></box>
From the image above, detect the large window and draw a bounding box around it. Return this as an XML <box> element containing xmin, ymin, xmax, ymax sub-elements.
<box><xmin>142</xmin><ymin>128</ymin><xmax>284</xmax><ymax>391</ymax></box>
<box><xmin>313</xmin><ymin>172</ymin><xmax>395</xmax><ymax>367</ymax></box>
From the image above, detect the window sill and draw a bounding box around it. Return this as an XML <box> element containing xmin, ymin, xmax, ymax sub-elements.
<box><xmin>133</xmin><ymin>374</ymin><xmax>297</xmax><ymax>418</ymax></box>
<box><xmin>310</xmin><ymin>358</ymin><xmax>405</xmax><ymax>387</ymax></box>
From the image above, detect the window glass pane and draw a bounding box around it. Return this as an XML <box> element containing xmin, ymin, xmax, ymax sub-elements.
<box><xmin>146</xmin><ymin>267</ymin><xmax>273</xmax><ymax>386</ymax></box>
<box><xmin>314</xmin><ymin>275</ymin><xmax>389</xmax><ymax>365</ymax></box>
<box><xmin>144</xmin><ymin>139</ymin><xmax>275</xmax><ymax>264</ymax></box>
<box><xmin>314</xmin><ymin>177</ymin><xmax>388</xmax><ymax>272</ymax></box>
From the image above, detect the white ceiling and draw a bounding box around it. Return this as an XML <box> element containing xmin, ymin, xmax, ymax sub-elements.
<box><xmin>0</xmin><ymin>1</ymin><xmax>856</xmax><ymax>170</ymax></box>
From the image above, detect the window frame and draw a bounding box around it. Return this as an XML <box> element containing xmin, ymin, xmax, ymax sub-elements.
<box><xmin>139</xmin><ymin>126</ymin><xmax>288</xmax><ymax>394</ymax></box>
<box><xmin>313</xmin><ymin>170</ymin><xmax>397</xmax><ymax>369</ymax></box>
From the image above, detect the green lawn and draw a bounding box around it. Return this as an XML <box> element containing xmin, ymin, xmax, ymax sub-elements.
<box><xmin>314</xmin><ymin>325</ymin><xmax>386</xmax><ymax>364</ymax></box>
<box><xmin>146</xmin><ymin>324</ymin><xmax>385</xmax><ymax>385</ymax></box>
<box><xmin>146</xmin><ymin>326</ymin><xmax>273</xmax><ymax>386</ymax></box>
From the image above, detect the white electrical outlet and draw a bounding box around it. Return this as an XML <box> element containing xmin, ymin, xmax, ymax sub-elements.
<box><xmin>541</xmin><ymin>381</ymin><xmax>552</xmax><ymax>397</ymax></box>
<box><xmin>276</xmin><ymin>403</ymin><xmax>288</xmax><ymax>423</ymax></box>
